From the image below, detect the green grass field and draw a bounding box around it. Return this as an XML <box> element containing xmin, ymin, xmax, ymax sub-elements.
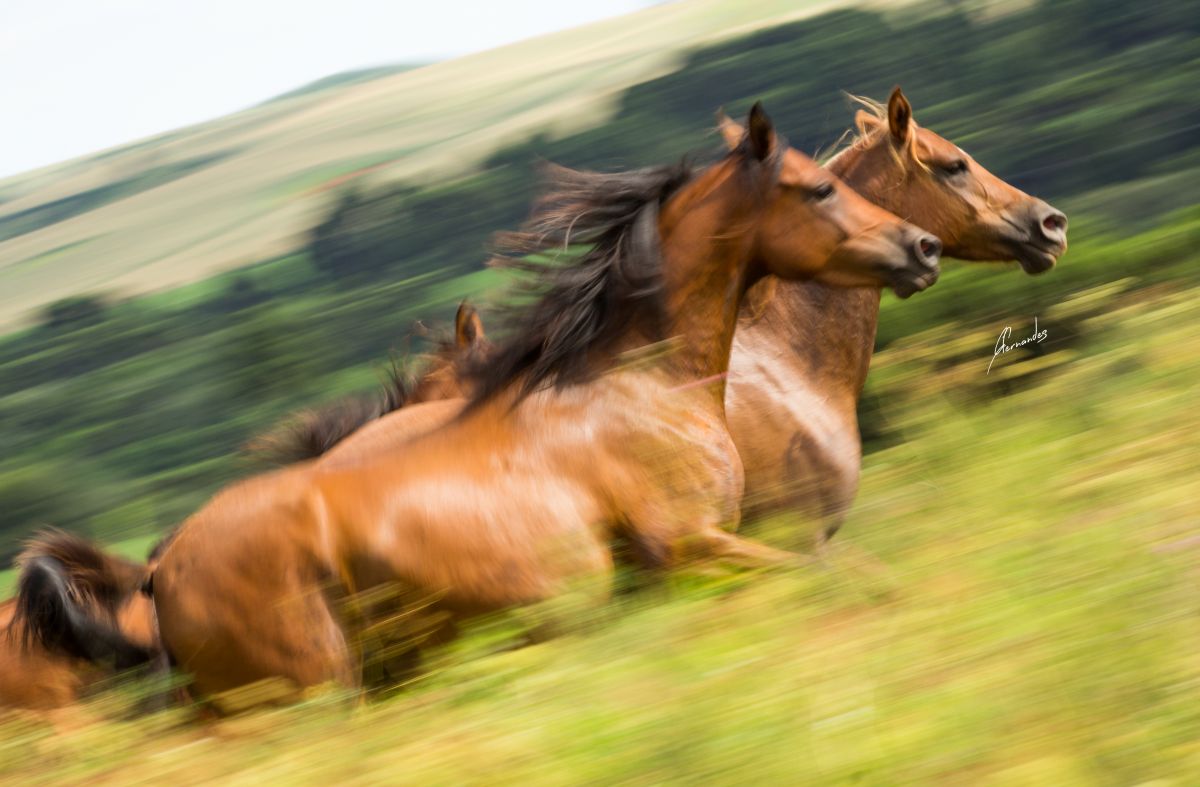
<box><xmin>3</xmin><ymin>281</ymin><xmax>1194</xmax><ymax>785</ymax></box>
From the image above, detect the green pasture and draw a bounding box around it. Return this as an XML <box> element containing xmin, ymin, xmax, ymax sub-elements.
<box><xmin>2</xmin><ymin>280</ymin><xmax>1195</xmax><ymax>784</ymax></box>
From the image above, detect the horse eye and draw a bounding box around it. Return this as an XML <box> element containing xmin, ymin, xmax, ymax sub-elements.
<box><xmin>942</xmin><ymin>159</ymin><xmax>969</xmax><ymax>176</ymax></box>
<box><xmin>813</xmin><ymin>182</ymin><xmax>835</xmax><ymax>200</ymax></box>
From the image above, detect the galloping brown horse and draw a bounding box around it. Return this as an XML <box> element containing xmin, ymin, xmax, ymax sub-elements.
<box><xmin>244</xmin><ymin>89</ymin><xmax>1066</xmax><ymax>560</ymax></box>
<box><xmin>149</xmin><ymin>104</ymin><xmax>941</xmax><ymax>700</ymax></box>
<box><xmin>258</xmin><ymin>90</ymin><xmax>1069</xmax><ymax>557</ymax></box>
<box><xmin>0</xmin><ymin>305</ymin><xmax>494</xmax><ymax>710</ymax></box>
<box><xmin>0</xmin><ymin>530</ymin><xmax>157</xmax><ymax>711</ymax></box>
<box><xmin>721</xmin><ymin>88</ymin><xmax>1068</xmax><ymax>548</ymax></box>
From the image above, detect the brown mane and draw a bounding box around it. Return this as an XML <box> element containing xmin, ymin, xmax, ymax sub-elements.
<box><xmin>463</xmin><ymin>160</ymin><xmax>695</xmax><ymax>407</ymax></box>
<box><xmin>244</xmin><ymin>360</ymin><xmax>410</xmax><ymax>466</ymax></box>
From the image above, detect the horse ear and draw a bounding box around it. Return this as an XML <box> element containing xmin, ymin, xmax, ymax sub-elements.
<box><xmin>716</xmin><ymin>109</ymin><xmax>744</xmax><ymax>151</ymax></box>
<box><xmin>887</xmin><ymin>86</ymin><xmax>912</xmax><ymax>145</ymax></box>
<box><xmin>455</xmin><ymin>301</ymin><xmax>485</xmax><ymax>348</ymax></box>
<box><xmin>746</xmin><ymin>102</ymin><xmax>776</xmax><ymax>162</ymax></box>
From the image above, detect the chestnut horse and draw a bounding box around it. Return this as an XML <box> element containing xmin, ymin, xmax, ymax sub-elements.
<box><xmin>0</xmin><ymin>306</ymin><xmax>494</xmax><ymax>709</ymax></box>
<box><xmin>0</xmin><ymin>530</ymin><xmax>157</xmax><ymax>711</ymax></box>
<box><xmin>253</xmin><ymin>90</ymin><xmax>1068</xmax><ymax>559</ymax></box>
<box><xmin>240</xmin><ymin>89</ymin><xmax>1067</xmax><ymax>560</ymax></box>
<box><xmin>720</xmin><ymin>88</ymin><xmax>1068</xmax><ymax>548</ymax></box>
<box><xmin>148</xmin><ymin>104</ymin><xmax>941</xmax><ymax>700</ymax></box>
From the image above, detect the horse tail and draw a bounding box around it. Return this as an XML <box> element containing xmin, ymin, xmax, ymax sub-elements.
<box><xmin>10</xmin><ymin>529</ymin><xmax>154</xmax><ymax>669</ymax></box>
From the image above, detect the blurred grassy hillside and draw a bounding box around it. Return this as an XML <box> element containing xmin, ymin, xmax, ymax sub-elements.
<box><xmin>1</xmin><ymin>0</ymin><xmax>1197</xmax><ymax>556</ymax></box>
<box><xmin>0</xmin><ymin>0</ymin><xmax>837</xmax><ymax>331</ymax></box>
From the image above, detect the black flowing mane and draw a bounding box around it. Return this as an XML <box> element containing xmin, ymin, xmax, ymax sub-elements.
<box><xmin>244</xmin><ymin>360</ymin><xmax>410</xmax><ymax>465</ymax></box>
<box><xmin>464</xmin><ymin>160</ymin><xmax>695</xmax><ymax>407</ymax></box>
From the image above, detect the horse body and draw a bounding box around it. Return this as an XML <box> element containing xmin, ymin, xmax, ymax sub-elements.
<box><xmin>157</xmin><ymin>372</ymin><xmax>743</xmax><ymax>696</ymax></box>
<box><xmin>723</xmin><ymin>89</ymin><xmax>1068</xmax><ymax>546</ymax></box>
<box><xmin>728</xmin><ymin>283</ymin><xmax>874</xmax><ymax>537</ymax></box>
<box><xmin>150</xmin><ymin>464</ymin><xmax>359</xmax><ymax>695</ymax></box>
<box><xmin>151</xmin><ymin>105</ymin><xmax>940</xmax><ymax>700</ymax></box>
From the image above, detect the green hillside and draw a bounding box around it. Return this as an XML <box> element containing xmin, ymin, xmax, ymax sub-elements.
<box><xmin>0</xmin><ymin>0</ymin><xmax>836</xmax><ymax>331</ymax></box>
<box><xmin>2</xmin><ymin>0</ymin><xmax>1196</xmax><ymax>554</ymax></box>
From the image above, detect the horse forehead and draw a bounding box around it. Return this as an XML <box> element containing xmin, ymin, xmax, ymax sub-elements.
<box><xmin>911</xmin><ymin>123</ymin><xmax>951</xmax><ymax>154</ymax></box>
<box><xmin>781</xmin><ymin>150</ymin><xmax>822</xmax><ymax>184</ymax></box>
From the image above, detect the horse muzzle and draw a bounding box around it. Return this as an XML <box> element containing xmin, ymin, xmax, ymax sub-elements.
<box><xmin>1011</xmin><ymin>200</ymin><xmax>1068</xmax><ymax>275</ymax></box>
<box><xmin>889</xmin><ymin>228</ymin><xmax>942</xmax><ymax>299</ymax></box>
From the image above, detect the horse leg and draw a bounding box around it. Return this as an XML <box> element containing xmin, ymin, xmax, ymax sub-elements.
<box><xmin>814</xmin><ymin>534</ymin><xmax>899</xmax><ymax>602</ymax></box>
<box><xmin>688</xmin><ymin>527</ymin><xmax>814</xmax><ymax>571</ymax></box>
<box><xmin>137</xmin><ymin>648</ymin><xmax>181</xmax><ymax>714</ymax></box>
<box><xmin>360</xmin><ymin>602</ymin><xmax>459</xmax><ymax>694</ymax></box>
<box><xmin>624</xmin><ymin>499</ymin><xmax>810</xmax><ymax>573</ymax></box>
<box><xmin>519</xmin><ymin>547</ymin><xmax>615</xmax><ymax>643</ymax></box>
<box><xmin>217</xmin><ymin>589</ymin><xmax>358</xmax><ymax>713</ymax></box>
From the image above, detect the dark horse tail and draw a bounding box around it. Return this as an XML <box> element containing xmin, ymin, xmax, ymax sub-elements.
<box><xmin>10</xmin><ymin>529</ymin><xmax>154</xmax><ymax>669</ymax></box>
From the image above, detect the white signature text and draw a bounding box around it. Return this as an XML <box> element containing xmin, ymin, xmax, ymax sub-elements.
<box><xmin>988</xmin><ymin>317</ymin><xmax>1047</xmax><ymax>375</ymax></box>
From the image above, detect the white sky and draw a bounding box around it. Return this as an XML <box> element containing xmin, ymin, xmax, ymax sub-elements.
<box><xmin>0</xmin><ymin>0</ymin><xmax>650</xmax><ymax>178</ymax></box>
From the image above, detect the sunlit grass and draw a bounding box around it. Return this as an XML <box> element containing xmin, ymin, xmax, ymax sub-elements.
<box><xmin>2</xmin><ymin>284</ymin><xmax>1196</xmax><ymax>784</ymax></box>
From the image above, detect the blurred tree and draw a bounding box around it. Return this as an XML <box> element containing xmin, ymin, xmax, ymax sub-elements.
<box><xmin>213</xmin><ymin>274</ymin><xmax>269</xmax><ymax>314</ymax></box>
<box><xmin>41</xmin><ymin>294</ymin><xmax>109</xmax><ymax>330</ymax></box>
<box><xmin>0</xmin><ymin>464</ymin><xmax>100</xmax><ymax>565</ymax></box>
<box><xmin>222</xmin><ymin>305</ymin><xmax>318</xmax><ymax>404</ymax></box>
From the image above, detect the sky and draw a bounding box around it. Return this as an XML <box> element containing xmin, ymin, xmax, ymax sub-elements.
<box><xmin>0</xmin><ymin>0</ymin><xmax>651</xmax><ymax>179</ymax></box>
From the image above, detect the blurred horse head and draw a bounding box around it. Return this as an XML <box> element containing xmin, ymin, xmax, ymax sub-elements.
<box><xmin>407</xmin><ymin>301</ymin><xmax>493</xmax><ymax>403</ymax></box>
<box><xmin>705</xmin><ymin>104</ymin><xmax>942</xmax><ymax>301</ymax></box>
<box><xmin>720</xmin><ymin>88</ymin><xmax>1066</xmax><ymax>274</ymax></box>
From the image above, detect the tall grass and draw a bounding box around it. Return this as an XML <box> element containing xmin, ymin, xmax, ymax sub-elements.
<box><xmin>3</xmin><ymin>281</ymin><xmax>1195</xmax><ymax>784</ymax></box>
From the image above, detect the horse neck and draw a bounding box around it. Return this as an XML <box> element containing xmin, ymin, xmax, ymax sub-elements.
<box><xmin>755</xmin><ymin>280</ymin><xmax>880</xmax><ymax>399</ymax></box>
<box><xmin>751</xmin><ymin>143</ymin><xmax>897</xmax><ymax>400</ymax></box>
<box><xmin>651</xmin><ymin>163</ymin><xmax>759</xmax><ymax>408</ymax></box>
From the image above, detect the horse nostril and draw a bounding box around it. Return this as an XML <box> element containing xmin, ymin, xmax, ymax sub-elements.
<box><xmin>1042</xmin><ymin>211</ymin><xmax>1067</xmax><ymax>235</ymax></box>
<box><xmin>918</xmin><ymin>235</ymin><xmax>942</xmax><ymax>262</ymax></box>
